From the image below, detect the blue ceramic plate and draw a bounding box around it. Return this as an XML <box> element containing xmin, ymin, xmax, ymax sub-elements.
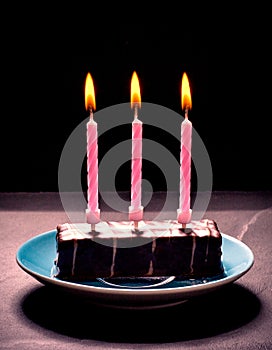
<box><xmin>16</xmin><ymin>231</ymin><xmax>254</xmax><ymax>309</ymax></box>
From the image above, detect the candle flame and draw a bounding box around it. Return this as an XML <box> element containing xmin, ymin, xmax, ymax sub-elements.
<box><xmin>85</xmin><ymin>72</ymin><xmax>96</xmax><ymax>111</ymax></box>
<box><xmin>131</xmin><ymin>71</ymin><xmax>141</xmax><ymax>109</ymax></box>
<box><xmin>181</xmin><ymin>72</ymin><xmax>192</xmax><ymax>111</ymax></box>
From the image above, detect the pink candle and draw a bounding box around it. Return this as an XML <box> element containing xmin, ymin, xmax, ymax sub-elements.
<box><xmin>131</xmin><ymin>117</ymin><xmax>143</xmax><ymax>209</ymax></box>
<box><xmin>85</xmin><ymin>73</ymin><xmax>100</xmax><ymax>227</ymax></box>
<box><xmin>86</xmin><ymin>117</ymin><xmax>99</xmax><ymax>212</ymax></box>
<box><xmin>129</xmin><ymin>71</ymin><xmax>143</xmax><ymax>225</ymax></box>
<box><xmin>177</xmin><ymin>72</ymin><xmax>192</xmax><ymax>224</ymax></box>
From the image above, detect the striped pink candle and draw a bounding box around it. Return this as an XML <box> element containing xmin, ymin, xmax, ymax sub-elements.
<box><xmin>129</xmin><ymin>71</ymin><xmax>143</xmax><ymax>227</ymax></box>
<box><xmin>131</xmin><ymin>117</ymin><xmax>143</xmax><ymax>209</ymax></box>
<box><xmin>85</xmin><ymin>73</ymin><xmax>100</xmax><ymax>228</ymax></box>
<box><xmin>177</xmin><ymin>72</ymin><xmax>192</xmax><ymax>224</ymax></box>
<box><xmin>86</xmin><ymin>117</ymin><xmax>99</xmax><ymax>212</ymax></box>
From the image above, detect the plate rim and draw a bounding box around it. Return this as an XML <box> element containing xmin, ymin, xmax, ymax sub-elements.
<box><xmin>16</xmin><ymin>230</ymin><xmax>254</xmax><ymax>297</ymax></box>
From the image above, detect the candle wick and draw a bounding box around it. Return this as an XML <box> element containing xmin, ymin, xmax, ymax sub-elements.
<box><xmin>134</xmin><ymin>105</ymin><xmax>138</xmax><ymax>120</ymax></box>
<box><xmin>89</xmin><ymin>106</ymin><xmax>93</xmax><ymax>120</ymax></box>
<box><xmin>185</xmin><ymin>107</ymin><xmax>189</xmax><ymax>119</ymax></box>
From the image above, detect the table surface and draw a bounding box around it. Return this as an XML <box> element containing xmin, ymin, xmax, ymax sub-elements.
<box><xmin>1</xmin><ymin>191</ymin><xmax>272</xmax><ymax>350</ymax></box>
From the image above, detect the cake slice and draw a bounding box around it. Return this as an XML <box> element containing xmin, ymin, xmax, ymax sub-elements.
<box><xmin>53</xmin><ymin>219</ymin><xmax>224</xmax><ymax>281</ymax></box>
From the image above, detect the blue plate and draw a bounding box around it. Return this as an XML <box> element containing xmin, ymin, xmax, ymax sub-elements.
<box><xmin>16</xmin><ymin>231</ymin><xmax>254</xmax><ymax>309</ymax></box>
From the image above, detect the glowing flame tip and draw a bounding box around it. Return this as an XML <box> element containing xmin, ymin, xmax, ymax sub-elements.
<box><xmin>131</xmin><ymin>71</ymin><xmax>141</xmax><ymax>109</ymax></box>
<box><xmin>181</xmin><ymin>72</ymin><xmax>192</xmax><ymax>111</ymax></box>
<box><xmin>85</xmin><ymin>72</ymin><xmax>96</xmax><ymax>111</ymax></box>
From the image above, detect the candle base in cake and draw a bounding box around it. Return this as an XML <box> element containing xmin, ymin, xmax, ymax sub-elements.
<box><xmin>128</xmin><ymin>205</ymin><xmax>144</xmax><ymax>221</ymax></box>
<box><xmin>86</xmin><ymin>208</ymin><xmax>100</xmax><ymax>224</ymax></box>
<box><xmin>177</xmin><ymin>209</ymin><xmax>192</xmax><ymax>224</ymax></box>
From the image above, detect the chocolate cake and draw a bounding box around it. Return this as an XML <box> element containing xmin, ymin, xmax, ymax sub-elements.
<box><xmin>53</xmin><ymin>219</ymin><xmax>224</xmax><ymax>281</ymax></box>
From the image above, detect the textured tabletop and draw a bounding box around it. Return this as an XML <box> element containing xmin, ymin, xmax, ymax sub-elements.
<box><xmin>1</xmin><ymin>191</ymin><xmax>272</xmax><ymax>350</ymax></box>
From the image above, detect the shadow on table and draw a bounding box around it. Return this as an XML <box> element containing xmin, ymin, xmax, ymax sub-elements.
<box><xmin>21</xmin><ymin>283</ymin><xmax>261</xmax><ymax>343</ymax></box>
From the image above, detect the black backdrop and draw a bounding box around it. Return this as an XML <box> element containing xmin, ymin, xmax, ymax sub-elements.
<box><xmin>2</xmin><ymin>24</ymin><xmax>270</xmax><ymax>192</ymax></box>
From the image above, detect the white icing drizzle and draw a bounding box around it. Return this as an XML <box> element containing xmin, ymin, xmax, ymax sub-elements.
<box><xmin>110</xmin><ymin>237</ymin><xmax>117</xmax><ymax>277</ymax></box>
<box><xmin>50</xmin><ymin>253</ymin><xmax>59</xmax><ymax>278</ymax></box>
<box><xmin>146</xmin><ymin>239</ymin><xmax>157</xmax><ymax>276</ymax></box>
<box><xmin>205</xmin><ymin>227</ymin><xmax>211</xmax><ymax>263</ymax></box>
<box><xmin>71</xmin><ymin>240</ymin><xmax>78</xmax><ymax>276</ymax></box>
<box><xmin>190</xmin><ymin>235</ymin><xmax>196</xmax><ymax>274</ymax></box>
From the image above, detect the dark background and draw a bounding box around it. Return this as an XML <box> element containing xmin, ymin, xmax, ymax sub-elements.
<box><xmin>2</xmin><ymin>21</ymin><xmax>270</xmax><ymax>193</ymax></box>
